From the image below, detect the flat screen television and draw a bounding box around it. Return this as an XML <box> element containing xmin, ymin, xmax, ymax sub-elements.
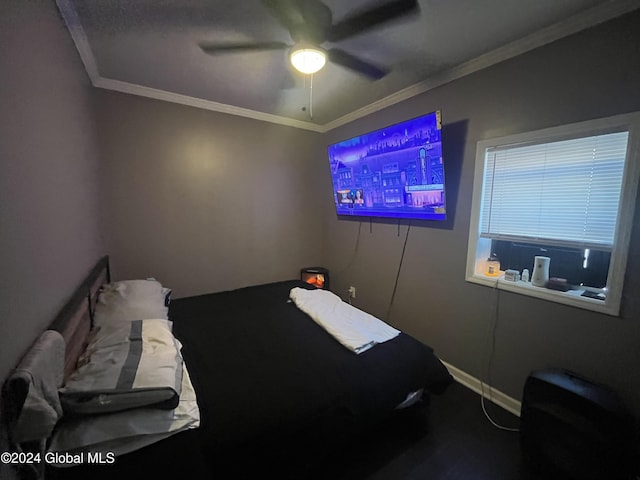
<box><xmin>327</xmin><ymin>110</ymin><xmax>446</xmax><ymax>221</ymax></box>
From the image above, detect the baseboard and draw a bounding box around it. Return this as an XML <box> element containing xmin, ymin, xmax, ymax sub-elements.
<box><xmin>442</xmin><ymin>361</ymin><xmax>522</xmax><ymax>417</ymax></box>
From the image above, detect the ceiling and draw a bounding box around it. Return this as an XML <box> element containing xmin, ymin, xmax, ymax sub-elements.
<box><xmin>57</xmin><ymin>0</ymin><xmax>640</xmax><ymax>132</ymax></box>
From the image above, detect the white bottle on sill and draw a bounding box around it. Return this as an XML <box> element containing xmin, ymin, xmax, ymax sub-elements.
<box><xmin>531</xmin><ymin>256</ymin><xmax>550</xmax><ymax>287</ymax></box>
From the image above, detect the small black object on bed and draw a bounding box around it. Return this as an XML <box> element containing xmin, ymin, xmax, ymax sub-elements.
<box><xmin>2</xmin><ymin>256</ymin><xmax>452</xmax><ymax>480</ymax></box>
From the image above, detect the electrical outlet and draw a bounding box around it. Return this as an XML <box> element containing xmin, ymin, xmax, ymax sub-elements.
<box><xmin>348</xmin><ymin>286</ymin><xmax>356</xmax><ymax>299</ymax></box>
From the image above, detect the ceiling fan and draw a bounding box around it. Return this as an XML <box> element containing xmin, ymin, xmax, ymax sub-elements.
<box><xmin>199</xmin><ymin>0</ymin><xmax>420</xmax><ymax>80</ymax></box>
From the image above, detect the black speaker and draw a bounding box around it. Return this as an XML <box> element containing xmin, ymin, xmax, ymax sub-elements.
<box><xmin>520</xmin><ymin>368</ymin><xmax>635</xmax><ymax>480</ymax></box>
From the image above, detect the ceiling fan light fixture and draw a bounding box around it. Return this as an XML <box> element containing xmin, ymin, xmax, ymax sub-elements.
<box><xmin>290</xmin><ymin>46</ymin><xmax>326</xmax><ymax>74</ymax></box>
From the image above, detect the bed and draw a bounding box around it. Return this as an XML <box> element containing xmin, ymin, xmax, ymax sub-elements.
<box><xmin>2</xmin><ymin>255</ymin><xmax>452</xmax><ymax>479</ymax></box>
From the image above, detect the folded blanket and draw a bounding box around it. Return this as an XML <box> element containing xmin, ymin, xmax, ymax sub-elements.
<box><xmin>6</xmin><ymin>330</ymin><xmax>65</xmax><ymax>443</ymax></box>
<box><xmin>49</xmin><ymin>360</ymin><xmax>200</xmax><ymax>461</ymax></box>
<box><xmin>289</xmin><ymin>287</ymin><xmax>400</xmax><ymax>354</ymax></box>
<box><xmin>59</xmin><ymin>319</ymin><xmax>182</xmax><ymax>415</ymax></box>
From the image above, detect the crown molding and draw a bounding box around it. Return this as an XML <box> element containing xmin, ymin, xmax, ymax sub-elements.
<box><xmin>57</xmin><ymin>0</ymin><xmax>640</xmax><ymax>134</ymax></box>
<box><xmin>56</xmin><ymin>0</ymin><xmax>99</xmax><ymax>81</ymax></box>
<box><xmin>55</xmin><ymin>0</ymin><xmax>324</xmax><ymax>132</ymax></box>
<box><xmin>324</xmin><ymin>0</ymin><xmax>640</xmax><ymax>131</ymax></box>
<box><xmin>93</xmin><ymin>77</ymin><xmax>326</xmax><ymax>132</ymax></box>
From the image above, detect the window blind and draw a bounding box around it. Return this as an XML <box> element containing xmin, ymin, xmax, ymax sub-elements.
<box><xmin>480</xmin><ymin>131</ymin><xmax>628</xmax><ymax>250</ymax></box>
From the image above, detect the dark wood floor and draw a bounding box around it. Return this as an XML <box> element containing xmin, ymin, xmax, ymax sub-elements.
<box><xmin>315</xmin><ymin>382</ymin><xmax>544</xmax><ymax>480</ymax></box>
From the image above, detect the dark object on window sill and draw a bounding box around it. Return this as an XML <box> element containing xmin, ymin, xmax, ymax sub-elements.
<box><xmin>581</xmin><ymin>290</ymin><xmax>606</xmax><ymax>301</ymax></box>
<box><xmin>546</xmin><ymin>277</ymin><xmax>569</xmax><ymax>291</ymax></box>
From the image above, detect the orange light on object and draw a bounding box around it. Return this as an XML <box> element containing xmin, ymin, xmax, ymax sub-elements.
<box><xmin>305</xmin><ymin>274</ymin><xmax>325</xmax><ymax>288</ymax></box>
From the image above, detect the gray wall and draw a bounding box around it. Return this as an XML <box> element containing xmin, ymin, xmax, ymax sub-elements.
<box><xmin>0</xmin><ymin>1</ymin><xmax>103</xmax><ymax>385</ymax></box>
<box><xmin>96</xmin><ymin>91</ymin><xmax>325</xmax><ymax>298</ymax></box>
<box><xmin>322</xmin><ymin>10</ymin><xmax>640</xmax><ymax>415</ymax></box>
<box><xmin>0</xmin><ymin>3</ymin><xmax>103</xmax><ymax>472</ymax></box>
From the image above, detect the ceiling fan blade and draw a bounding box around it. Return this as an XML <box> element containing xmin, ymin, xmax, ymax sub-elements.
<box><xmin>327</xmin><ymin>0</ymin><xmax>419</xmax><ymax>43</ymax></box>
<box><xmin>261</xmin><ymin>0</ymin><xmax>306</xmax><ymax>34</ymax></box>
<box><xmin>262</xmin><ymin>0</ymin><xmax>332</xmax><ymax>44</ymax></box>
<box><xmin>328</xmin><ymin>48</ymin><xmax>389</xmax><ymax>80</ymax></box>
<box><xmin>200</xmin><ymin>41</ymin><xmax>289</xmax><ymax>55</ymax></box>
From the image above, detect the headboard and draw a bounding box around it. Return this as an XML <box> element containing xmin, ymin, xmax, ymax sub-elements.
<box><xmin>49</xmin><ymin>255</ymin><xmax>110</xmax><ymax>381</ymax></box>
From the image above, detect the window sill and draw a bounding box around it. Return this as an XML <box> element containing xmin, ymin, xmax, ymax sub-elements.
<box><xmin>465</xmin><ymin>273</ymin><xmax>618</xmax><ymax>316</ymax></box>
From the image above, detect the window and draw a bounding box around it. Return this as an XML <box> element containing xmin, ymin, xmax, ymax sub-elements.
<box><xmin>466</xmin><ymin>113</ymin><xmax>640</xmax><ymax>315</ymax></box>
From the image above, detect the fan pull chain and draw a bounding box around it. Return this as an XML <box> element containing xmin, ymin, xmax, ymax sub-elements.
<box><xmin>309</xmin><ymin>73</ymin><xmax>314</xmax><ymax>120</ymax></box>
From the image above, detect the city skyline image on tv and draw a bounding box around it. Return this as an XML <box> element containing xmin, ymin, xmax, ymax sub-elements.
<box><xmin>327</xmin><ymin>110</ymin><xmax>446</xmax><ymax>221</ymax></box>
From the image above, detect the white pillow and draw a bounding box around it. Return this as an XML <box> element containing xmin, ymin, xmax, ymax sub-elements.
<box><xmin>94</xmin><ymin>279</ymin><xmax>170</xmax><ymax>328</ymax></box>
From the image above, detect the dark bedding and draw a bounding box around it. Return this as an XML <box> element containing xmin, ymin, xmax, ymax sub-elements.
<box><xmin>171</xmin><ymin>280</ymin><xmax>451</xmax><ymax>475</ymax></box>
<box><xmin>48</xmin><ymin>280</ymin><xmax>452</xmax><ymax>479</ymax></box>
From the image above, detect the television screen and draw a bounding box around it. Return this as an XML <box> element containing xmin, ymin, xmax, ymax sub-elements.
<box><xmin>327</xmin><ymin>110</ymin><xmax>446</xmax><ymax>221</ymax></box>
